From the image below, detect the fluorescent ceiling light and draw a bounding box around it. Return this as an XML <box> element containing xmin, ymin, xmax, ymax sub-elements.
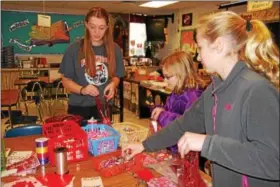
<box><xmin>140</xmin><ymin>1</ymin><xmax>178</xmax><ymax>8</ymax></box>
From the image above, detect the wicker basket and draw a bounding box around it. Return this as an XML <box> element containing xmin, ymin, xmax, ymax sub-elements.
<box><xmin>112</xmin><ymin>122</ymin><xmax>149</xmax><ymax>147</ymax></box>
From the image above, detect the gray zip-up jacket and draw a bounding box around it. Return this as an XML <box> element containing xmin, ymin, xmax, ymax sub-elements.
<box><xmin>143</xmin><ymin>62</ymin><xmax>279</xmax><ymax>187</ymax></box>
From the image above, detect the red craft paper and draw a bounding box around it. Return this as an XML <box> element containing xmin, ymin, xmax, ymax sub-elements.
<box><xmin>134</xmin><ymin>169</ymin><xmax>154</xmax><ymax>182</ymax></box>
<box><xmin>12</xmin><ymin>181</ymin><xmax>35</xmax><ymax>187</ymax></box>
<box><xmin>4</xmin><ymin>177</ymin><xmax>42</xmax><ymax>187</ymax></box>
<box><xmin>36</xmin><ymin>173</ymin><xmax>74</xmax><ymax>187</ymax></box>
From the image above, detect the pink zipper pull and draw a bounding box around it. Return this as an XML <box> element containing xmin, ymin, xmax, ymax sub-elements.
<box><xmin>242</xmin><ymin>175</ymin><xmax>249</xmax><ymax>187</ymax></box>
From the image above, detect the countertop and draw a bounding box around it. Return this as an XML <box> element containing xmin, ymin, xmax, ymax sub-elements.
<box><xmin>1</xmin><ymin>67</ymin><xmax>59</xmax><ymax>71</ymax></box>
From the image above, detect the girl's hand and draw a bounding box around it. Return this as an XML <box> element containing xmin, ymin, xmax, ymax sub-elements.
<box><xmin>121</xmin><ymin>143</ymin><xmax>145</xmax><ymax>160</ymax></box>
<box><xmin>177</xmin><ymin>132</ymin><xmax>207</xmax><ymax>158</ymax></box>
<box><xmin>151</xmin><ymin>107</ymin><xmax>165</xmax><ymax>120</ymax></box>
<box><xmin>104</xmin><ymin>82</ymin><xmax>116</xmax><ymax>101</ymax></box>
<box><xmin>81</xmin><ymin>85</ymin><xmax>99</xmax><ymax>96</ymax></box>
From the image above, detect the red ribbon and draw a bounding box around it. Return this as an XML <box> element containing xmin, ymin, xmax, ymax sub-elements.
<box><xmin>95</xmin><ymin>96</ymin><xmax>111</xmax><ymax>125</ymax></box>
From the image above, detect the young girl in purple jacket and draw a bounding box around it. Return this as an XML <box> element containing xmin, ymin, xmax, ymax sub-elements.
<box><xmin>151</xmin><ymin>51</ymin><xmax>206</xmax><ymax>152</ymax></box>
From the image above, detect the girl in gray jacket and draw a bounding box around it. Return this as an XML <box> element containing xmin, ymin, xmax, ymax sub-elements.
<box><xmin>123</xmin><ymin>11</ymin><xmax>279</xmax><ymax>187</ymax></box>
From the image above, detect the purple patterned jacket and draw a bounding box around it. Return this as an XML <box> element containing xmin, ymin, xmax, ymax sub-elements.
<box><xmin>153</xmin><ymin>88</ymin><xmax>203</xmax><ymax>152</ymax></box>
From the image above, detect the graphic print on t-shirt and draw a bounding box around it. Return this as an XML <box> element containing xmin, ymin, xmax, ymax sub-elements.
<box><xmin>84</xmin><ymin>55</ymin><xmax>108</xmax><ymax>86</ymax></box>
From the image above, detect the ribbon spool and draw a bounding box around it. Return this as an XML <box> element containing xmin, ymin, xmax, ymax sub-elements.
<box><xmin>54</xmin><ymin>147</ymin><xmax>69</xmax><ymax>175</ymax></box>
<box><xmin>35</xmin><ymin>137</ymin><xmax>49</xmax><ymax>165</ymax></box>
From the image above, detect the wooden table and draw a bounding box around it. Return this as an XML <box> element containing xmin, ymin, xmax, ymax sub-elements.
<box><xmin>2</xmin><ymin>135</ymin><xmax>211</xmax><ymax>186</ymax></box>
<box><xmin>1</xmin><ymin>89</ymin><xmax>20</xmax><ymax>128</ymax></box>
<box><xmin>14</xmin><ymin>76</ymin><xmax>57</xmax><ymax>101</ymax></box>
<box><xmin>14</xmin><ymin>76</ymin><xmax>54</xmax><ymax>86</ymax></box>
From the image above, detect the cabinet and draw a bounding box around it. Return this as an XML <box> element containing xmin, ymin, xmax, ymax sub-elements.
<box><xmin>123</xmin><ymin>80</ymin><xmax>139</xmax><ymax>115</ymax></box>
<box><xmin>1</xmin><ymin>69</ymin><xmax>20</xmax><ymax>90</ymax></box>
<box><xmin>1</xmin><ymin>68</ymin><xmax>59</xmax><ymax>90</ymax></box>
<box><xmin>138</xmin><ymin>84</ymin><xmax>170</xmax><ymax>118</ymax></box>
<box><xmin>123</xmin><ymin>78</ymin><xmax>171</xmax><ymax>118</ymax></box>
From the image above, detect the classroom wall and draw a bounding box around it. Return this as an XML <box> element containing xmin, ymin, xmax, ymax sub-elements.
<box><xmin>2</xmin><ymin>2</ymin><xmax>279</xmax><ymax>63</ymax></box>
<box><xmin>2</xmin><ymin>6</ymin><xmax>129</xmax><ymax>64</ymax></box>
<box><xmin>156</xmin><ymin>2</ymin><xmax>279</xmax><ymax>60</ymax></box>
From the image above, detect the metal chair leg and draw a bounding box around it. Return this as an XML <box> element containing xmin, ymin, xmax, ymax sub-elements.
<box><xmin>37</xmin><ymin>103</ymin><xmax>43</xmax><ymax>123</ymax></box>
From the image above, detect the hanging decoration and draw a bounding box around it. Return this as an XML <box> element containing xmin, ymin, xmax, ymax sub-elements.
<box><xmin>9</xmin><ymin>38</ymin><xmax>33</xmax><ymax>52</ymax></box>
<box><xmin>9</xmin><ymin>19</ymin><xmax>30</xmax><ymax>32</ymax></box>
<box><xmin>72</xmin><ymin>20</ymin><xmax>84</xmax><ymax>29</ymax></box>
<box><xmin>2</xmin><ymin>10</ymin><xmax>129</xmax><ymax>54</ymax></box>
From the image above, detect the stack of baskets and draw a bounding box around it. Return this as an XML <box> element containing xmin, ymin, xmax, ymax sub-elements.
<box><xmin>1</xmin><ymin>46</ymin><xmax>15</xmax><ymax>68</ymax></box>
<box><xmin>43</xmin><ymin>120</ymin><xmax>88</xmax><ymax>165</ymax></box>
<box><xmin>112</xmin><ymin>122</ymin><xmax>149</xmax><ymax>147</ymax></box>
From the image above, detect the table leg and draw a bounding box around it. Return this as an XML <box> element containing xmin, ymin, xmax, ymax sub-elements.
<box><xmin>16</xmin><ymin>85</ymin><xmax>21</xmax><ymax>109</ymax></box>
<box><xmin>16</xmin><ymin>85</ymin><xmax>24</xmax><ymax>111</ymax></box>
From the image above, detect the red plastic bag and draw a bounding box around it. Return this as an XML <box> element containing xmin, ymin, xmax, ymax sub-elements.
<box><xmin>95</xmin><ymin>96</ymin><xmax>111</xmax><ymax>126</ymax></box>
<box><xmin>176</xmin><ymin>152</ymin><xmax>206</xmax><ymax>187</ymax></box>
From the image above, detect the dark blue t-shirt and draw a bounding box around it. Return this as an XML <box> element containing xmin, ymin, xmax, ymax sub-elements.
<box><xmin>59</xmin><ymin>40</ymin><xmax>125</xmax><ymax>106</ymax></box>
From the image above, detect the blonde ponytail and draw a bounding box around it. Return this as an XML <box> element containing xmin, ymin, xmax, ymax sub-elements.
<box><xmin>197</xmin><ymin>11</ymin><xmax>279</xmax><ymax>90</ymax></box>
<box><xmin>240</xmin><ymin>20</ymin><xmax>279</xmax><ymax>90</ymax></box>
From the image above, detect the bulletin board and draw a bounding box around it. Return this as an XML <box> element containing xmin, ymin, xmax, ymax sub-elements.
<box><xmin>1</xmin><ymin>10</ymin><xmax>129</xmax><ymax>54</ymax></box>
<box><xmin>1</xmin><ymin>10</ymin><xmax>85</xmax><ymax>54</ymax></box>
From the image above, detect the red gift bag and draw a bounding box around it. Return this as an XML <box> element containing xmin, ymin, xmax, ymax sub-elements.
<box><xmin>95</xmin><ymin>96</ymin><xmax>111</xmax><ymax>125</ymax></box>
<box><xmin>177</xmin><ymin>152</ymin><xmax>206</xmax><ymax>187</ymax></box>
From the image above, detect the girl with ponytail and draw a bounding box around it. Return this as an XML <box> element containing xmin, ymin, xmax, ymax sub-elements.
<box><xmin>59</xmin><ymin>7</ymin><xmax>125</xmax><ymax>120</ymax></box>
<box><xmin>123</xmin><ymin>11</ymin><xmax>279</xmax><ymax>187</ymax></box>
<box><xmin>241</xmin><ymin>19</ymin><xmax>279</xmax><ymax>90</ymax></box>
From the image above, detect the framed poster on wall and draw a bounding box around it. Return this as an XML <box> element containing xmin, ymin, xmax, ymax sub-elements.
<box><xmin>129</xmin><ymin>22</ymin><xmax>146</xmax><ymax>56</ymax></box>
<box><xmin>180</xmin><ymin>30</ymin><xmax>201</xmax><ymax>62</ymax></box>
<box><xmin>182</xmin><ymin>13</ymin><xmax>193</xmax><ymax>27</ymax></box>
<box><xmin>180</xmin><ymin>29</ymin><xmax>197</xmax><ymax>55</ymax></box>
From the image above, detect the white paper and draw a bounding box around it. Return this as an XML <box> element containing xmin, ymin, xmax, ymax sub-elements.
<box><xmin>6</xmin><ymin>151</ymin><xmax>33</xmax><ymax>167</ymax></box>
<box><xmin>81</xmin><ymin>177</ymin><xmax>104</xmax><ymax>187</ymax></box>
<box><xmin>151</xmin><ymin>120</ymin><xmax>158</xmax><ymax>132</ymax></box>
<box><xmin>1</xmin><ymin>169</ymin><xmax>17</xmax><ymax>178</ymax></box>
<box><xmin>37</xmin><ymin>14</ymin><xmax>51</xmax><ymax>27</ymax></box>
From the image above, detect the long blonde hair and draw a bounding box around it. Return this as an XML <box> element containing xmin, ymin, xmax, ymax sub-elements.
<box><xmin>79</xmin><ymin>7</ymin><xmax>116</xmax><ymax>77</ymax></box>
<box><xmin>162</xmin><ymin>51</ymin><xmax>206</xmax><ymax>94</ymax></box>
<box><xmin>197</xmin><ymin>11</ymin><xmax>279</xmax><ymax>90</ymax></box>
